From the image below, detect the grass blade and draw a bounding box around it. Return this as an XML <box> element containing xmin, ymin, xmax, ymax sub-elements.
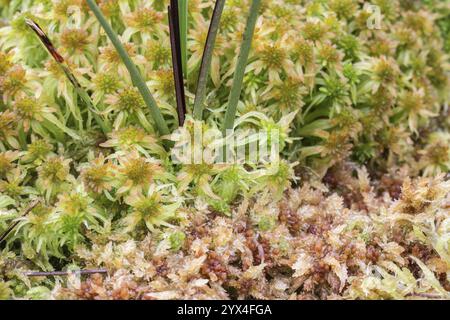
<box><xmin>169</xmin><ymin>2</ymin><xmax>187</xmax><ymax>126</ymax></box>
<box><xmin>25</xmin><ymin>18</ymin><xmax>111</xmax><ymax>134</ymax></box>
<box><xmin>192</xmin><ymin>0</ymin><xmax>226</xmax><ymax>120</ymax></box>
<box><xmin>86</xmin><ymin>0</ymin><xmax>170</xmax><ymax>136</ymax></box>
<box><xmin>178</xmin><ymin>0</ymin><xmax>188</xmax><ymax>80</ymax></box>
<box><xmin>223</xmin><ymin>0</ymin><xmax>261</xmax><ymax>134</ymax></box>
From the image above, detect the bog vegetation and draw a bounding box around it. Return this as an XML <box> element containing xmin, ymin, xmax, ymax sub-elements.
<box><xmin>0</xmin><ymin>0</ymin><xmax>449</xmax><ymax>300</ymax></box>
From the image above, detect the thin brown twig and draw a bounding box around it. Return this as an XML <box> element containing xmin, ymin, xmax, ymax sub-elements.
<box><xmin>405</xmin><ymin>293</ymin><xmax>445</xmax><ymax>299</ymax></box>
<box><xmin>0</xmin><ymin>199</ymin><xmax>40</xmax><ymax>244</ymax></box>
<box><xmin>24</xmin><ymin>269</ymin><xmax>108</xmax><ymax>277</ymax></box>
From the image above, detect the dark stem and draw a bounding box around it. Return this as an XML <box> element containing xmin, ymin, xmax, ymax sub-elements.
<box><xmin>169</xmin><ymin>1</ymin><xmax>187</xmax><ymax>126</ymax></box>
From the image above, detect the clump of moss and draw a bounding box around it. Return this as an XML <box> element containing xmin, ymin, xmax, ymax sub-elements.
<box><xmin>49</xmin><ymin>169</ymin><xmax>449</xmax><ymax>300</ymax></box>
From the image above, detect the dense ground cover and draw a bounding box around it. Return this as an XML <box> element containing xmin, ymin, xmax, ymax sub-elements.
<box><xmin>0</xmin><ymin>0</ymin><xmax>449</xmax><ymax>299</ymax></box>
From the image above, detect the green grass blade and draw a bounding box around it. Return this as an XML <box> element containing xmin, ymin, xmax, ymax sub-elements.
<box><xmin>223</xmin><ymin>0</ymin><xmax>261</xmax><ymax>134</ymax></box>
<box><xmin>86</xmin><ymin>0</ymin><xmax>170</xmax><ymax>136</ymax></box>
<box><xmin>178</xmin><ymin>0</ymin><xmax>188</xmax><ymax>79</ymax></box>
<box><xmin>192</xmin><ymin>0</ymin><xmax>226</xmax><ymax>120</ymax></box>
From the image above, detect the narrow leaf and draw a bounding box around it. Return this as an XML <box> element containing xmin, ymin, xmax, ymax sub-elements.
<box><xmin>192</xmin><ymin>0</ymin><xmax>226</xmax><ymax>120</ymax></box>
<box><xmin>222</xmin><ymin>0</ymin><xmax>261</xmax><ymax>134</ymax></box>
<box><xmin>86</xmin><ymin>0</ymin><xmax>170</xmax><ymax>136</ymax></box>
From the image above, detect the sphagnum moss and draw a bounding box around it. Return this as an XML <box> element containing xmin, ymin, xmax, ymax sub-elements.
<box><xmin>0</xmin><ymin>0</ymin><xmax>449</xmax><ymax>300</ymax></box>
